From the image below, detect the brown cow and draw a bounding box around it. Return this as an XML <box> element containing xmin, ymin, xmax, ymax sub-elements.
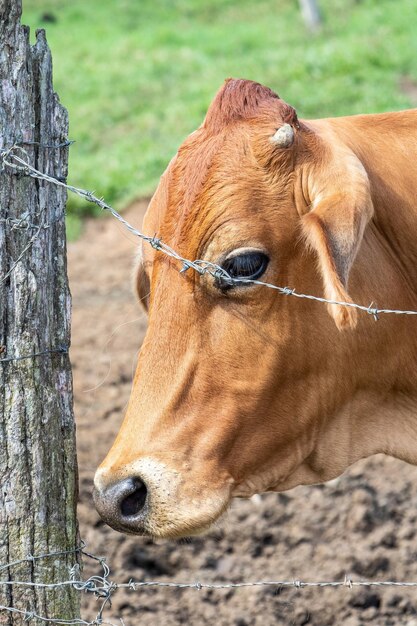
<box><xmin>93</xmin><ymin>79</ymin><xmax>417</xmax><ymax>538</ymax></box>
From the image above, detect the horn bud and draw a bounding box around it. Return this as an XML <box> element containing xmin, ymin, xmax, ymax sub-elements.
<box><xmin>270</xmin><ymin>123</ymin><xmax>294</xmax><ymax>148</ymax></box>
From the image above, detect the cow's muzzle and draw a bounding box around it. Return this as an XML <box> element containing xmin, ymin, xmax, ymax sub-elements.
<box><xmin>93</xmin><ymin>477</ymin><xmax>148</xmax><ymax>534</ymax></box>
<box><xmin>93</xmin><ymin>457</ymin><xmax>234</xmax><ymax>537</ymax></box>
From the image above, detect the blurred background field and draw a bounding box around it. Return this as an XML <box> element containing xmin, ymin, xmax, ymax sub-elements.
<box><xmin>22</xmin><ymin>0</ymin><xmax>417</xmax><ymax>238</ymax></box>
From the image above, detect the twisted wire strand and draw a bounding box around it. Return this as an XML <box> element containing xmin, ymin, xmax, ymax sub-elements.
<box><xmin>2</xmin><ymin>144</ymin><xmax>417</xmax><ymax>319</ymax></box>
<box><xmin>0</xmin><ymin>345</ymin><xmax>69</xmax><ymax>364</ymax></box>
<box><xmin>0</xmin><ymin>543</ymin><xmax>85</xmax><ymax>573</ymax></box>
<box><xmin>1</xmin><ymin>546</ymin><xmax>417</xmax><ymax>625</ymax></box>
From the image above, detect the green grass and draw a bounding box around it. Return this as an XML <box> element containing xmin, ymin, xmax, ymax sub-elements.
<box><xmin>22</xmin><ymin>0</ymin><xmax>417</xmax><ymax>232</ymax></box>
<box><xmin>65</xmin><ymin>212</ymin><xmax>83</xmax><ymax>241</ymax></box>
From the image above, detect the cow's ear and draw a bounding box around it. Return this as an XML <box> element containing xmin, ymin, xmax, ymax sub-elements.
<box><xmin>301</xmin><ymin>153</ymin><xmax>373</xmax><ymax>330</ymax></box>
<box><xmin>133</xmin><ymin>251</ymin><xmax>150</xmax><ymax>312</ymax></box>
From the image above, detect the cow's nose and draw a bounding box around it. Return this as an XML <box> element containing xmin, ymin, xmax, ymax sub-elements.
<box><xmin>119</xmin><ymin>477</ymin><xmax>148</xmax><ymax>517</ymax></box>
<box><xmin>93</xmin><ymin>477</ymin><xmax>148</xmax><ymax>531</ymax></box>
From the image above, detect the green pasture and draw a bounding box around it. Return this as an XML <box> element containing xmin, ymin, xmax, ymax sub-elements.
<box><xmin>22</xmin><ymin>0</ymin><xmax>417</xmax><ymax>238</ymax></box>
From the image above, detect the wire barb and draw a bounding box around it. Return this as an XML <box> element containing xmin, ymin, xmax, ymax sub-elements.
<box><xmin>149</xmin><ymin>236</ymin><xmax>162</xmax><ymax>250</ymax></box>
<box><xmin>180</xmin><ymin>261</ymin><xmax>192</xmax><ymax>274</ymax></box>
<box><xmin>367</xmin><ymin>302</ymin><xmax>380</xmax><ymax>321</ymax></box>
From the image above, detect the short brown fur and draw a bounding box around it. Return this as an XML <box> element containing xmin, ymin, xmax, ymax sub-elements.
<box><xmin>94</xmin><ymin>79</ymin><xmax>417</xmax><ymax>539</ymax></box>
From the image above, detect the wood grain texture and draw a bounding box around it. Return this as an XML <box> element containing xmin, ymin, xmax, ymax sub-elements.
<box><xmin>0</xmin><ymin>0</ymin><xmax>80</xmax><ymax>622</ymax></box>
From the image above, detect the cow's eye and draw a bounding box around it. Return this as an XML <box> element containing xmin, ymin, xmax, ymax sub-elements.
<box><xmin>216</xmin><ymin>250</ymin><xmax>269</xmax><ymax>291</ymax></box>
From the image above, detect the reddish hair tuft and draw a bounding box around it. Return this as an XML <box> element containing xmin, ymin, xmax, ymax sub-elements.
<box><xmin>204</xmin><ymin>78</ymin><xmax>293</xmax><ymax>133</ymax></box>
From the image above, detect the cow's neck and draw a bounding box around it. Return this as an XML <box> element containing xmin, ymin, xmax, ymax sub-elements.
<box><xmin>269</xmin><ymin>388</ymin><xmax>417</xmax><ymax>494</ymax></box>
<box><xmin>315</xmin><ymin>388</ymin><xmax>417</xmax><ymax>475</ymax></box>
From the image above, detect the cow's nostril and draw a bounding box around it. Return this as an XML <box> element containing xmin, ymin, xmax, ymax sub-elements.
<box><xmin>120</xmin><ymin>478</ymin><xmax>147</xmax><ymax>517</ymax></box>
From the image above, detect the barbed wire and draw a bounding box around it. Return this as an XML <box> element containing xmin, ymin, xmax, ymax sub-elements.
<box><xmin>0</xmin><ymin>345</ymin><xmax>69</xmax><ymax>364</ymax></box>
<box><xmin>2</xmin><ymin>543</ymin><xmax>417</xmax><ymax>625</ymax></box>
<box><xmin>0</xmin><ymin>212</ymin><xmax>64</xmax><ymax>231</ymax></box>
<box><xmin>0</xmin><ymin>543</ymin><xmax>85</xmax><ymax>573</ymax></box>
<box><xmin>2</xmin><ymin>143</ymin><xmax>417</xmax><ymax>320</ymax></box>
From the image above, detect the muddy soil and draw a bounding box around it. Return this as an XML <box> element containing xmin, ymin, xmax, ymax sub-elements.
<box><xmin>69</xmin><ymin>202</ymin><xmax>417</xmax><ymax>626</ymax></box>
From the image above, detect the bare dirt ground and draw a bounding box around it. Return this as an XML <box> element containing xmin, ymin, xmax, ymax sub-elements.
<box><xmin>69</xmin><ymin>202</ymin><xmax>417</xmax><ymax>626</ymax></box>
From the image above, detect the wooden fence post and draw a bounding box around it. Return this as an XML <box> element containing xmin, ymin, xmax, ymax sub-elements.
<box><xmin>299</xmin><ymin>0</ymin><xmax>322</xmax><ymax>32</ymax></box>
<box><xmin>0</xmin><ymin>0</ymin><xmax>80</xmax><ymax>623</ymax></box>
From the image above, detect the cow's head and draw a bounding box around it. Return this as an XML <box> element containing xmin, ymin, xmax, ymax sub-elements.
<box><xmin>94</xmin><ymin>79</ymin><xmax>376</xmax><ymax>538</ymax></box>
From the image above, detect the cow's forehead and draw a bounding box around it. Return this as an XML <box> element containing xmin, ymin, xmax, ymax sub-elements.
<box><xmin>170</xmin><ymin>128</ymin><xmax>229</xmax><ymax>216</ymax></box>
<box><xmin>145</xmin><ymin>80</ymin><xmax>296</xmax><ymax>256</ymax></box>
<box><xmin>167</xmin><ymin>130</ymin><xmax>269</xmax><ymax>252</ymax></box>
<box><xmin>163</xmin><ymin>79</ymin><xmax>294</xmax><ymax>217</ymax></box>
<box><xmin>145</xmin><ymin>134</ymin><xmax>289</xmax><ymax>273</ymax></box>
